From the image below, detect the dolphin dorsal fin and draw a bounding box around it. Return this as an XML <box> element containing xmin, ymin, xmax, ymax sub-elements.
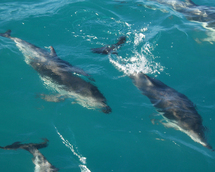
<box><xmin>50</xmin><ymin>46</ymin><xmax>57</xmax><ymax>57</ymax></box>
<box><xmin>185</xmin><ymin>0</ymin><xmax>197</xmax><ymax>6</ymax></box>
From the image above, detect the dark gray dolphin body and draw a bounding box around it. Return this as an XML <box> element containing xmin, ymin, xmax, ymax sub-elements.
<box><xmin>0</xmin><ymin>30</ymin><xmax>111</xmax><ymax>113</ymax></box>
<box><xmin>0</xmin><ymin>139</ymin><xmax>58</xmax><ymax>172</ymax></box>
<box><xmin>91</xmin><ymin>36</ymin><xmax>126</xmax><ymax>54</ymax></box>
<box><xmin>130</xmin><ymin>72</ymin><xmax>213</xmax><ymax>150</ymax></box>
<box><xmin>150</xmin><ymin>0</ymin><xmax>215</xmax><ymax>30</ymax></box>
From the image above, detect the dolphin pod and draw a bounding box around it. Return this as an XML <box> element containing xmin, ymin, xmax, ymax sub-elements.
<box><xmin>0</xmin><ymin>30</ymin><xmax>111</xmax><ymax>114</ymax></box>
<box><xmin>0</xmin><ymin>20</ymin><xmax>213</xmax><ymax>172</ymax></box>
<box><xmin>91</xmin><ymin>36</ymin><xmax>213</xmax><ymax>150</ymax></box>
<box><xmin>0</xmin><ymin>139</ymin><xmax>58</xmax><ymax>171</ymax></box>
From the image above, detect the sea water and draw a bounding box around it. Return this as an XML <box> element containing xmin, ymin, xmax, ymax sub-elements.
<box><xmin>0</xmin><ymin>0</ymin><xmax>215</xmax><ymax>171</ymax></box>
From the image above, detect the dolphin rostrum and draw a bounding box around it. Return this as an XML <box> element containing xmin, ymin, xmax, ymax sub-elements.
<box><xmin>0</xmin><ymin>139</ymin><xmax>58</xmax><ymax>172</ymax></box>
<box><xmin>0</xmin><ymin>30</ymin><xmax>111</xmax><ymax>113</ymax></box>
<box><xmin>130</xmin><ymin>72</ymin><xmax>213</xmax><ymax>150</ymax></box>
<box><xmin>91</xmin><ymin>36</ymin><xmax>126</xmax><ymax>54</ymax></box>
<box><xmin>149</xmin><ymin>0</ymin><xmax>215</xmax><ymax>30</ymax></box>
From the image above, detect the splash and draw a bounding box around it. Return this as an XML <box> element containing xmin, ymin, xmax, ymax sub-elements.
<box><xmin>134</xmin><ymin>33</ymin><xmax>145</xmax><ymax>46</ymax></box>
<box><xmin>107</xmin><ymin>20</ymin><xmax>165</xmax><ymax>76</ymax></box>
<box><xmin>109</xmin><ymin>42</ymin><xmax>164</xmax><ymax>76</ymax></box>
<box><xmin>54</xmin><ymin>126</ymin><xmax>91</xmax><ymax>172</ymax></box>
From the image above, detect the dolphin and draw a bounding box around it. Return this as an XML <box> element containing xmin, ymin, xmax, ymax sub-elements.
<box><xmin>0</xmin><ymin>30</ymin><xmax>111</xmax><ymax>113</ymax></box>
<box><xmin>130</xmin><ymin>72</ymin><xmax>213</xmax><ymax>150</ymax></box>
<box><xmin>0</xmin><ymin>139</ymin><xmax>58</xmax><ymax>172</ymax></box>
<box><xmin>91</xmin><ymin>36</ymin><xmax>126</xmax><ymax>54</ymax></box>
<box><xmin>149</xmin><ymin>0</ymin><xmax>215</xmax><ymax>30</ymax></box>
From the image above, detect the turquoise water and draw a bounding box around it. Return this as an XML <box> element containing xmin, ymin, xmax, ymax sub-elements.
<box><xmin>0</xmin><ymin>0</ymin><xmax>215</xmax><ymax>171</ymax></box>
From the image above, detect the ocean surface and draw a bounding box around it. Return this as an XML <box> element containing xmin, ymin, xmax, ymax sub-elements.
<box><xmin>0</xmin><ymin>0</ymin><xmax>215</xmax><ymax>171</ymax></box>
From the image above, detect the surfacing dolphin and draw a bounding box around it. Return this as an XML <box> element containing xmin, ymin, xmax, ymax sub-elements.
<box><xmin>0</xmin><ymin>139</ymin><xmax>58</xmax><ymax>172</ymax></box>
<box><xmin>91</xmin><ymin>36</ymin><xmax>126</xmax><ymax>54</ymax></box>
<box><xmin>149</xmin><ymin>0</ymin><xmax>215</xmax><ymax>30</ymax></box>
<box><xmin>130</xmin><ymin>72</ymin><xmax>213</xmax><ymax>150</ymax></box>
<box><xmin>0</xmin><ymin>30</ymin><xmax>111</xmax><ymax>113</ymax></box>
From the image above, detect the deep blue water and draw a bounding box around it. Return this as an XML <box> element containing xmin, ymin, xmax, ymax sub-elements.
<box><xmin>0</xmin><ymin>0</ymin><xmax>215</xmax><ymax>171</ymax></box>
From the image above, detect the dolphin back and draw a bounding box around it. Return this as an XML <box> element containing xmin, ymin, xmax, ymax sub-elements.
<box><xmin>129</xmin><ymin>72</ymin><xmax>169</xmax><ymax>94</ymax></box>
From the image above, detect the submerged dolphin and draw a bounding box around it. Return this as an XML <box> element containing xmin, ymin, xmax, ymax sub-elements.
<box><xmin>130</xmin><ymin>72</ymin><xmax>213</xmax><ymax>150</ymax></box>
<box><xmin>0</xmin><ymin>30</ymin><xmax>111</xmax><ymax>113</ymax></box>
<box><xmin>149</xmin><ymin>0</ymin><xmax>215</xmax><ymax>30</ymax></box>
<box><xmin>0</xmin><ymin>139</ymin><xmax>58</xmax><ymax>172</ymax></box>
<box><xmin>91</xmin><ymin>36</ymin><xmax>126</xmax><ymax>54</ymax></box>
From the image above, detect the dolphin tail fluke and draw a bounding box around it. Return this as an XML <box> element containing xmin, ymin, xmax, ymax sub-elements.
<box><xmin>21</xmin><ymin>138</ymin><xmax>49</xmax><ymax>153</ymax></box>
<box><xmin>0</xmin><ymin>30</ymin><xmax>11</xmax><ymax>38</ymax></box>
<box><xmin>116</xmin><ymin>35</ymin><xmax>126</xmax><ymax>46</ymax></box>
<box><xmin>0</xmin><ymin>138</ymin><xmax>48</xmax><ymax>151</ymax></box>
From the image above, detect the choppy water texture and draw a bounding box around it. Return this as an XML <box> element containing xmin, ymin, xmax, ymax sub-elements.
<box><xmin>0</xmin><ymin>0</ymin><xmax>215</xmax><ymax>171</ymax></box>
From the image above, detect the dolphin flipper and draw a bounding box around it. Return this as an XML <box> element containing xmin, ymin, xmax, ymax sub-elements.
<box><xmin>38</xmin><ymin>94</ymin><xmax>67</xmax><ymax>102</ymax></box>
<box><xmin>0</xmin><ymin>30</ymin><xmax>11</xmax><ymax>38</ymax></box>
<box><xmin>70</xmin><ymin>67</ymin><xmax>95</xmax><ymax>82</ymax></box>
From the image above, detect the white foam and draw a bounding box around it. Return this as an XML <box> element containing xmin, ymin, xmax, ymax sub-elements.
<box><xmin>54</xmin><ymin>126</ymin><xmax>91</xmax><ymax>172</ymax></box>
<box><xmin>109</xmin><ymin>42</ymin><xmax>164</xmax><ymax>76</ymax></box>
<box><xmin>134</xmin><ymin>33</ymin><xmax>145</xmax><ymax>46</ymax></box>
<box><xmin>79</xmin><ymin>165</ymin><xmax>91</xmax><ymax>172</ymax></box>
<box><xmin>108</xmin><ymin>23</ymin><xmax>165</xmax><ymax>76</ymax></box>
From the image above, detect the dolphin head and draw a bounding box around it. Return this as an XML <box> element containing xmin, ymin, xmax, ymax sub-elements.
<box><xmin>188</xmin><ymin>128</ymin><xmax>213</xmax><ymax>150</ymax></box>
<box><xmin>180</xmin><ymin>118</ymin><xmax>213</xmax><ymax>150</ymax></box>
<box><xmin>101</xmin><ymin>105</ymin><xmax>112</xmax><ymax>114</ymax></box>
